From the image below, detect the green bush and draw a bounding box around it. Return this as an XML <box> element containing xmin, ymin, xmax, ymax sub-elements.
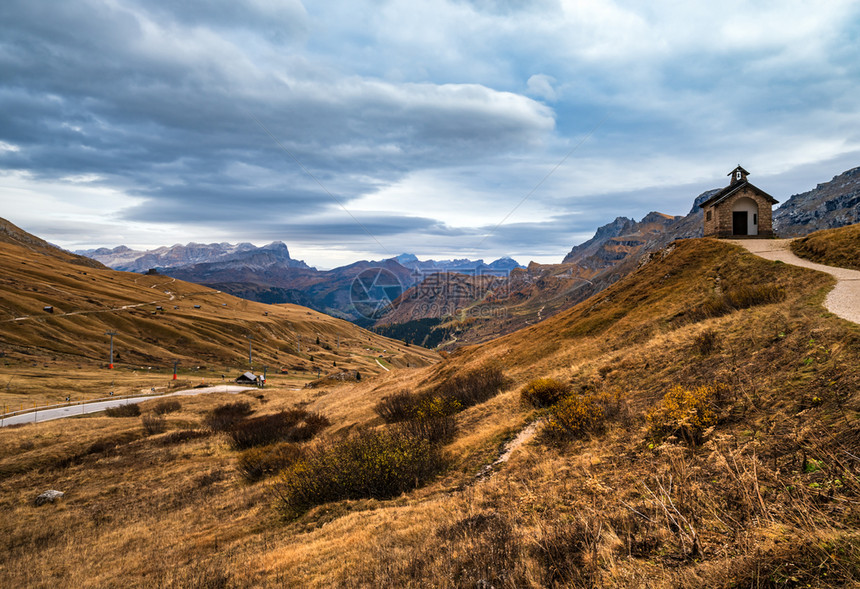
<box><xmin>203</xmin><ymin>401</ymin><xmax>253</xmax><ymax>432</ymax></box>
<box><xmin>237</xmin><ymin>442</ymin><xmax>304</xmax><ymax>481</ymax></box>
<box><xmin>274</xmin><ymin>429</ymin><xmax>444</xmax><ymax>517</ymax></box>
<box><xmin>227</xmin><ymin>409</ymin><xmax>329</xmax><ymax>450</ymax></box>
<box><xmin>105</xmin><ymin>403</ymin><xmax>140</xmax><ymax>418</ymax></box>
<box><xmin>520</xmin><ymin>378</ymin><xmax>570</xmax><ymax>408</ymax></box>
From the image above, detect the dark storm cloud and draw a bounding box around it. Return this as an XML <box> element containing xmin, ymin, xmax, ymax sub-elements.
<box><xmin>1</xmin><ymin>0</ymin><xmax>858</xmax><ymax>265</ymax></box>
<box><xmin>0</xmin><ymin>0</ymin><xmax>554</xmax><ymax>249</ymax></box>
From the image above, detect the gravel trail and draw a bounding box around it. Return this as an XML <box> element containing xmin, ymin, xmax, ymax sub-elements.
<box><xmin>735</xmin><ymin>239</ymin><xmax>860</xmax><ymax>325</ymax></box>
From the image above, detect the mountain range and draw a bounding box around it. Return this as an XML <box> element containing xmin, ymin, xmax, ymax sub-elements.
<box><xmin>74</xmin><ymin>164</ymin><xmax>859</xmax><ymax>344</ymax></box>
<box><xmin>77</xmin><ymin>241</ymin><xmax>312</xmax><ymax>273</ymax></box>
<box><xmin>372</xmin><ymin>168</ymin><xmax>859</xmax><ymax>346</ymax></box>
<box><xmin>0</xmin><ymin>216</ymin><xmax>435</xmax><ymax>377</ymax></box>
<box><xmin>78</xmin><ymin>241</ymin><xmax>523</xmax><ymax>325</ymax></box>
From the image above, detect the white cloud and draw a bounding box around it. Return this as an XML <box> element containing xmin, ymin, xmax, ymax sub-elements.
<box><xmin>526</xmin><ymin>74</ymin><xmax>558</xmax><ymax>102</ymax></box>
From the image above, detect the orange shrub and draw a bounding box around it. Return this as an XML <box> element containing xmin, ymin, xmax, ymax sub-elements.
<box><xmin>520</xmin><ymin>378</ymin><xmax>570</xmax><ymax>408</ymax></box>
<box><xmin>647</xmin><ymin>385</ymin><xmax>718</xmax><ymax>445</ymax></box>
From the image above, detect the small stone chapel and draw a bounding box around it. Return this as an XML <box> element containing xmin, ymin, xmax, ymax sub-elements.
<box><xmin>700</xmin><ymin>166</ymin><xmax>778</xmax><ymax>238</ymax></box>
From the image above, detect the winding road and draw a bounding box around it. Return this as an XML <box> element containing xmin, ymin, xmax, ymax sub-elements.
<box><xmin>0</xmin><ymin>385</ymin><xmax>255</xmax><ymax>427</ymax></box>
<box><xmin>736</xmin><ymin>239</ymin><xmax>860</xmax><ymax>325</ymax></box>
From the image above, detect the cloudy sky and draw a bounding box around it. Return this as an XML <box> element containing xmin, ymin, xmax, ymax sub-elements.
<box><xmin>1</xmin><ymin>0</ymin><xmax>859</xmax><ymax>267</ymax></box>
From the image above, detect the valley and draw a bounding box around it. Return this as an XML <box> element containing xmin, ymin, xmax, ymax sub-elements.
<box><xmin>1</xmin><ymin>222</ymin><xmax>858</xmax><ymax>587</ymax></box>
<box><xmin>0</xmin><ymin>218</ymin><xmax>438</xmax><ymax>410</ymax></box>
<box><xmin>73</xmin><ymin>166</ymin><xmax>860</xmax><ymax>353</ymax></box>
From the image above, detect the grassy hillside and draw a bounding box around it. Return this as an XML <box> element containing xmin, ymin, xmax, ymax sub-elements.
<box><xmin>1</xmin><ymin>238</ymin><xmax>858</xmax><ymax>587</ymax></box>
<box><xmin>0</xmin><ymin>233</ymin><xmax>437</xmax><ymax>408</ymax></box>
<box><xmin>791</xmin><ymin>222</ymin><xmax>860</xmax><ymax>270</ymax></box>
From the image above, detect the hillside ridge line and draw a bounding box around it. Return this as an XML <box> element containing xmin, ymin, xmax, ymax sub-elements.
<box><xmin>734</xmin><ymin>238</ymin><xmax>860</xmax><ymax>324</ymax></box>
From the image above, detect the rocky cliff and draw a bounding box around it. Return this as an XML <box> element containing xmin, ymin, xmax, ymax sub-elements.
<box><xmin>774</xmin><ymin>166</ymin><xmax>860</xmax><ymax>236</ymax></box>
<box><xmin>77</xmin><ymin>241</ymin><xmax>308</xmax><ymax>272</ymax></box>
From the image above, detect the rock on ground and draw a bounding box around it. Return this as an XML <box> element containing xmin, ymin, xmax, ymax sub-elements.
<box><xmin>34</xmin><ymin>490</ymin><xmax>64</xmax><ymax>506</ymax></box>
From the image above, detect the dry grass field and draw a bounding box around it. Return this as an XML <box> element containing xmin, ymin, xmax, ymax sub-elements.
<box><xmin>0</xmin><ymin>218</ymin><xmax>438</xmax><ymax>410</ymax></box>
<box><xmin>791</xmin><ymin>222</ymin><xmax>860</xmax><ymax>270</ymax></box>
<box><xmin>1</xmin><ymin>234</ymin><xmax>859</xmax><ymax>587</ymax></box>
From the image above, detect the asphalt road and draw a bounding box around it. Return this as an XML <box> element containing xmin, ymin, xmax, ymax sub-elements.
<box><xmin>0</xmin><ymin>385</ymin><xmax>256</xmax><ymax>427</ymax></box>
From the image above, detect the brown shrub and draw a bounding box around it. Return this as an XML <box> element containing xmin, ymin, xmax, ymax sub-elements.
<box><xmin>227</xmin><ymin>409</ymin><xmax>329</xmax><ymax>450</ymax></box>
<box><xmin>647</xmin><ymin>385</ymin><xmax>719</xmax><ymax>445</ymax></box>
<box><xmin>691</xmin><ymin>285</ymin><xmax>786</xmax><ymax>322</ymax></box>
<box><xmin>160</xmin><ymin>429</ymin><xmax>210</xmax><ymax>446</ymax></box>
<box><xmin>374</xmin><ymin>390</ymin><xmax>417</xmax><ymax>423</ymax></box>
<box><xmin>203</xmin><ymin>401</ymin><xmax>253</xmax><ymax>432</ymax></box>
<box><xmin>520</xmin><ymin>377</ymin><xmax>570</xmax><ymax>408</ymax></box>
<box><xmin>141</xmin><ymin>413</ymin><xmax>166</xmax><ymax>436</ymax></box>
<box><xmin>432</xmin><ymin>363</ymin><xmax>508</xmax><ymax>408</ymax></box>
<box><xmin>531</xmin><ymin>518</ymin><xmax>602</xmax><ymax>586</ymax></box>
<box><xmin>152</xmin><ymin>399</ymin><xmax>181</xmax><ymax>415</ymax></box>
<box><xmin>104</xmin><ymin>403</ymin><xmax>140</xmax><ymax>417</ymax></box>
<box><xmin>236</xmin><ymin>442</ymin><xmax>304</xmax><ymax>481</ymax></box>
<box><xmin>693</xmin><ymin>329</ymin><xmax>719</xmax><ymax>355</ymax></box>
<box><xmin>273</xmin><ymin>429</ymin><xmax>444</xmax><ymax>518</ymax></box>
<box><xmin>543</xmin><ymin>393</ymin><xmax>609</xmax><ymax>440</ymax></box>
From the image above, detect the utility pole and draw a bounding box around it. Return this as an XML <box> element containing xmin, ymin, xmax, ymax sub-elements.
<box><xmin>246</xmin><ymin>334</ymin><xmax>254</xmax><ymax>369</ymax></box>
<box><xmin>105</xmin><ymin>330</ymin><xmax>118</xmax><ymax>369</ymax></box>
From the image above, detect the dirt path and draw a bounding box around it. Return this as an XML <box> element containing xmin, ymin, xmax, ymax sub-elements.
<box><xmin>735</xmin><ymin>239</ymin><xmax>860</xmax><ymax>325</ymax></box>
<box><xmin>476</xmin><ymin>419</ymin><xmax>541</xmax><ymax>480</ymax></box>
<box><xmin>2</xmin><ymin>285</ymin><xmax>211</xmax><ymax>324</ymax></box>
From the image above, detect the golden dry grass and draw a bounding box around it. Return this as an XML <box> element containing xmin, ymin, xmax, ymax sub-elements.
<box><xmin>0</xmin><ymin>238</ymin><xmax>438</xmax><ymax>409</ymax></box>
<box><xmin>791</xmin><ymin>222</ymin><xmax>860</xmax><ymax>270</ymax></box>
<box><xmin>1</xmin><ymin>238</ymin><xmax>859</xmax><ymax>587</ymax></box>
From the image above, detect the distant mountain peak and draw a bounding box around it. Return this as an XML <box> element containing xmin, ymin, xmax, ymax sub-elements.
<box><xmin>78</xmin><ymin>240</ymin><xmax>309</xmax><ymax>272</ymax></box>
<box><xmin>390</xmin><ymin>254</ymin><xmax>523</xmax><ymax>275</ymax></box>
<box><xmin>261</xmin><ymin>241</ymin><xmax>291</xmax><ymax>256</ymax></box>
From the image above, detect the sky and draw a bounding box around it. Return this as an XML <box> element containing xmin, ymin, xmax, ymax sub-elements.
<box><xmin>1</xmin><ymin>0</ymin><xmax>859</xmax><ymax>268</ymax></box>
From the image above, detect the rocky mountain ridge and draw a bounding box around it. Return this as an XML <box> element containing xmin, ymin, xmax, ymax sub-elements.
<box><xmin>73</xmin><ymin>164</ymin><xmax>859</xmax><ymax>345</ymax></box>
<box><xmin>774</xmin><ymin>166</ymin><xmax>860</xmax><ymax>236</ymax></box>
<box><xmin>77</xmin><ymin>241</ymin><xmax>310</xmax><ymax>273</ymax></box>
<box><xmin>394</xmin><ymin>254</ymin><xmax>523</xmax><ymax>276</ymax></box>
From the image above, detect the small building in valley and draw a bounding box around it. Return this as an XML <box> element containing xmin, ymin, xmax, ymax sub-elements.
<box><xmin>235</xmin><ymin>371</ymin><xmax>262</xmax><ymax>386</ymax></box>
<box><xmin>700</xmin><ymin>166</ymin><xmax>778</xmax><ymax>238</ymax></box>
